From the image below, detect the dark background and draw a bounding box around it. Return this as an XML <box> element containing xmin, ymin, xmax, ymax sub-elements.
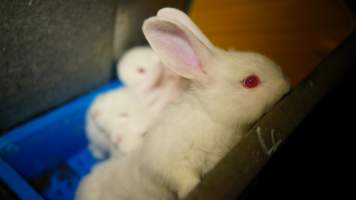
<box><xmin>239</xmin><ymin>2</ymin><xmax>355</xmax><ymax>199</ymax></box>
<box><xmin>0</xmin><ymin>0</ymin><xmax>117</xmax><ymax>132</ymax></box>
<box><xmin>239</xmin><ymin>51</ymin><xmax>355</xmax><ymax>200</ymax></box>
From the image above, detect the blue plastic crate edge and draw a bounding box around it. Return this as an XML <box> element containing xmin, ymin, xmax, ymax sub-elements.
<box><xmin>0</xmin><ymin>81</ymin><xmax>122</xmax><ymax>178</ymax></box>
<box><xmin>0</xmin><ymin>159</ymin><xmax>44</xmax><ymax>200</ymax></box>
<box><xmin>1</xmin><ymin>81</ymin><xmax>122</xmax><ymax>143</ymax></box>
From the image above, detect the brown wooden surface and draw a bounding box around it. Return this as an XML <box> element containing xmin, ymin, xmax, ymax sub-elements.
<box><xmin>189</xmin><ymin>0</ymin><xmax>354</xmax><ymax>85</ymax></box>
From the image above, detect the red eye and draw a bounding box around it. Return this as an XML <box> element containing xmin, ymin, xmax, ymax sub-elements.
<box><xmin>242</xmin><ymin>75</ymin><xmax>260</xmax><ymax>89</ymax></box>
<box><xmin>137</xmin><ymin>67</ymin><xmax>145</xmax><ymax>74</ymax></box>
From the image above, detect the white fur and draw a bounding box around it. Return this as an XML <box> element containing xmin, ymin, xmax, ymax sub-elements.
<box><xmin>86</xmin><ymin>88</ymin><xmax>153</xmax><ymax>159</ymax></box>
<box><xmin>77</xmin><ymin>8</ymin><xmax>290</xmax><ymax>199</ymax></box>
<box><xmin>117</xmin><ymin>46</ymin><xmax>186</xmax><ymax>117</ymax></box>
<box><xmin>117</xmin><ymin>46</ymin><xmax>162</xmax><ymax>93</ymax></box>
<box><xmin>76</xmin><ymin>155</ymin><xmax>176</xmax><ymax>200</ymax></box>
<box><xmin>87</xmin><ymin>47</ymin><xmax>185</xmax><ymax>159</ymax></box>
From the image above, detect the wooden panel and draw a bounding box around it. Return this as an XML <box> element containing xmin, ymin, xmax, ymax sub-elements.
<box><xmin>189</xmin><ymin>0</ymin><xmax>354</xmax><ymax>85</ymax></box>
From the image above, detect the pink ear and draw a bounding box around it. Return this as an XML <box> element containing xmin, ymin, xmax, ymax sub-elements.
<box><xmin>149</xmin><ymin>24</ymin><xmax>200</xmax><ymax>68</ymax></box>
<box><xmin>157</xmin><ymin>8</ymin><xmax>214</xmax><ymax>50</ymax></box>
<box><xmin>143</xmin><ymin>17</ymin><xmax>211</xmax><ymax>79</ymax></box>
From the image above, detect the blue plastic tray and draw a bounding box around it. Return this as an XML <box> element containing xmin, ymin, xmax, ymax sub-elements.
<box><xmin>0</xmin><ymin>81</ymin><xmax>122</xmax><ymax>200</ymax></box>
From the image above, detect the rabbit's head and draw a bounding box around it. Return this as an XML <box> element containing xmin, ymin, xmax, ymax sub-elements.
<box><xmin>89</xmin><ymin>89</ymin><xmax>150</xmax><ymax>154</ymax></box>
<box><xmin>143</xmin><ymin>8</ymin><xmax>290</xmax><ymax>128</ymax></box>
<box><xmin>117</xmin><ymin>47</ymin><xmax>163</xmax><ymax>92</ymax></box>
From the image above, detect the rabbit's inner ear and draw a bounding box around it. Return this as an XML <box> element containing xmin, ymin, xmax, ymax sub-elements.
<box><xmin>143</xmin><ymin>18</ymin><xmax>210</xmax><ymax>80</ymax></box>
<box><xmin>157</xmin><ymin>8</ymin><xmax>214</xmax><ymax>50</ymax></box>
<box><xmin>151</xmin><ymin>24</ymin><xmax>200</xmax><ymax>67</ymax></box>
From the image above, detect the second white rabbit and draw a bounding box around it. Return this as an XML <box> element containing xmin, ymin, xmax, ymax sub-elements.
<box><xmin>117</xmin><ymin>46</ymin><xmax>186</xmax><ymax>117</ymax></box>
<box><xmin>86</xmin><ymin>88</ymin><xmax>153</xmax><ymax>159</ymax></box>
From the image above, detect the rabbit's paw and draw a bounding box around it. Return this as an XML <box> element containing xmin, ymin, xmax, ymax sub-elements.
<box><xmin>89</xmin><ymin>144</ymin><xmax>107</xmax><ymax>159</ymax></box>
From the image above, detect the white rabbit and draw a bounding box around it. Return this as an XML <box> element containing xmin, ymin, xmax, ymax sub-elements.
<box><xmin>117</xmin><ymin>46</ymin><xmax>186</xmax><ymax>117</ymax></box>
<box><xmin>77</xmin><ymin>7</ymin><xmax>290</xmax><ymax>200</ymax></box>
<box><xmin>117</xmin><ymin>46</ymin><xmax>162</xmax><ymax>94</ymax></box>
<box><xmin>86</xmin><ymin>88</ymin><xmax>152</xmax><ymax>159</ymax></box>
<box><xmin>87</xmin><ymin>46</ymin><xmax>184</xmax><ymax>159</ymax></box>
